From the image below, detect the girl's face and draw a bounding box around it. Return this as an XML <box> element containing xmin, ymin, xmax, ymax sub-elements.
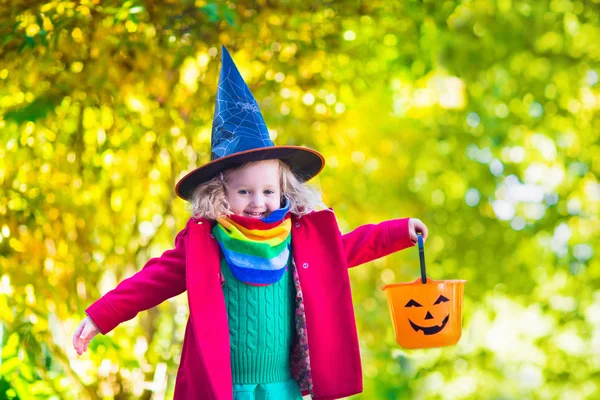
<box><xmin>226</xmin><ymin>160</ymin><xmax>282</xmax><ymax>219</ymax></box>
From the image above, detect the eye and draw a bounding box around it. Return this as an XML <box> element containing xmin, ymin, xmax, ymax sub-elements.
<box><xmin>238</xmin><ymin>190</ymin><xmax>249</xmax><ymax>195</ymax></box>
<box><xmin>264</xmin><ymin>190</ymin><xmax>275</xmax><ymax>195</ymax></box>
<box><xmin>404</xmin><ymin>299</ymin><xmax>422</xmax><ymax>308</ymax></box>
<box><xmin>434</xmin><ymin>295</ymin><xmax>449</xmax><ymax>305</ymax></box>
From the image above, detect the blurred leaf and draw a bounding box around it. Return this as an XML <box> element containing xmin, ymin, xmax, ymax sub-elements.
<box><xmin>0</xmin><ymin>377</ymin><xmax>19</xmax><ymax>400</ymax></box>
<box><xmin>200</xmin><ymin>4</ymin><xmax>220</xmax><ymax>23</ymax></box>
<box><xmin>3</xmin><ymin>95</ymin><xmax>62</xmax><ymax>123</ymax></box>
<box><xmin>0</xmin><ymin>357</ymin><xmax>20</xmax><ymax>377</ymax></box>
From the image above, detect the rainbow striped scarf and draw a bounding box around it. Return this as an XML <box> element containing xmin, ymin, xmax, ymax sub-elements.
<box><xmin>213</xmin><ymin>208</ymin><xmax>292</xmax><ymax>286</ymax></box>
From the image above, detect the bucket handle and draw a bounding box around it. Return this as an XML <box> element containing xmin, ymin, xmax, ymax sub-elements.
<box><xmin>418</xmin><ymin>233</ymin><xmax>427</xmax><ymax>284</ymax></box>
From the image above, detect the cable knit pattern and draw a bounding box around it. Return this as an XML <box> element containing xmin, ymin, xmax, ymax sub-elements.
<box><xmin>278</xmin><ymin>269</ymin><xmax>285</xmax><ymax>345</ymax></box>
<box><xmin>265</xmin><ymin>286</ymin><xmax>273</xmax><ymax>352</ymax></box>
<box><xmin>246</xmin><ymin>286</ymin><xmax>258</xmax><ymax>353</ymax></box>
<box><xmin>227</xmin><ymin>268</ymin><xmax>239</xmax><ymax>354</ymax></box>
<box><xmin>221</xmin><ymin>257</ymin><xmax>295</xmax><ymax>385</ymax></box>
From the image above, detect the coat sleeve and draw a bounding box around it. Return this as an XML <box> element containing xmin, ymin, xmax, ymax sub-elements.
<box><xmin>342</xmin><ymin>218</ymin><xmax>415</xmax><ymax>268</ymax></box>
<box><xmin>85</xmin><ymin>223</ymin><xmax>189</xmax><ymax>334</ymax></box>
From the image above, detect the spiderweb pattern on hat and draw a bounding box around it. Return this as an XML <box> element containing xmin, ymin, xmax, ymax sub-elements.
<box><xmin>211</xmin><ymin>64</ymin><xmax>273</xmax><ymax>160</ymax></box>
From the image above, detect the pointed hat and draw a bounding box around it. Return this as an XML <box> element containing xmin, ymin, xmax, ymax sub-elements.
<box><xmin>175</xmin><ymin>46</ymin><xmax>324</xmax><ymax>200</ymax></box>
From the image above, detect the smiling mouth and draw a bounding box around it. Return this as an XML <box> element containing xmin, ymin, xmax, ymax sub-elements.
<box><xmin>244</xmin><ymin>211</ymin><xmax>265</xmax><ymax>218</ymax></box>
<box><xmin>409</xmin><ymin>315</ymin><xmax>449</xmax><ymax>335</ymax></box>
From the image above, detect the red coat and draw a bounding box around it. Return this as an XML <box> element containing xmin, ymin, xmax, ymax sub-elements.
<box><xmin>86</xmin><ymin>209</ymin><xmax>414</xmax><ymax>399</ymax></box>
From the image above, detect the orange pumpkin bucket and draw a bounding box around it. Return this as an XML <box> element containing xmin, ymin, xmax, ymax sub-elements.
<box><xmin>382</xmin><ymin>234</ymin><xmax>466</xmax><ymax>349</ymax></box>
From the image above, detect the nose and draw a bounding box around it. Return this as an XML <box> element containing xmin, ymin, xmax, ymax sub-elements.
<box><xmin>424</xmin><ymin>311</ymin><xmax>434</xmax><ymax>320</ymax></box>
<box><xmin>250</xmin><ymin>193</ymin><xmax>265</xmax><ymax>207</ymax></box>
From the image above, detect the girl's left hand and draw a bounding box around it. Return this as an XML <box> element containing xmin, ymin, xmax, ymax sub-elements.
<box><xmin>408</xmin><ymin>218</ymin><xmax>428</xmax><ymax>244</ymax></box>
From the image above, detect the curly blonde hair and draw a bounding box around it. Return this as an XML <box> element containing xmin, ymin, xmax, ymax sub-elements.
<box><xmin>188</xmin><ymin>159</ymin><xmax>325</xmax><ymax>220</ymax></box>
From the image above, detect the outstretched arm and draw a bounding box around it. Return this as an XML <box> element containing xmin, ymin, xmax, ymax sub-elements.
<box><xmin>342</xmin><ymin>218</ymin><xmax>428</xmax><ymax>268</ymax></box>
<box><xmin>84</xmin><ymin>223</ymin><xmax>189</xmax><ymax>335</ymax></box>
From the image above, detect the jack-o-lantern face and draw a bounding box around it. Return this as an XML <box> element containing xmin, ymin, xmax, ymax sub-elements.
<box><xmin>383</xmin><ymin>277</ymin><xmax>466</xmax><ymax>349</ymax></box>
<box><xmin>405</xmin><ymin>294</ymin><xmax>450</xmax><ymax>335</ymax></box>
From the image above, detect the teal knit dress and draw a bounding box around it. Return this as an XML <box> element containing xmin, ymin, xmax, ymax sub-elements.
<box><xmin>221</xmin><ymin>258</ymin><xmax>303</xmax><ymax>399</ymax></box>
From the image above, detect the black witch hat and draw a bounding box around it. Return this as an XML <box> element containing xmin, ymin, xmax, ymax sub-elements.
<box><xmin>175</xmin><ymin>46</ymin><xmax>324</xmax><ymax>200</ymax></box>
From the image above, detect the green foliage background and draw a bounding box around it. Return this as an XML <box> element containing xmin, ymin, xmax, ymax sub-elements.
<box><xmin>1</xmin><ymin>0</ymin><xmax>599</xmax><ymax>399</ymax></box>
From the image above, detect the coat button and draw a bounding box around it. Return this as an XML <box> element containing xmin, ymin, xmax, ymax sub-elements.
<box><xmin>295</xmin><ymin>222</ymin><xmax>301</xmax><ymax>228</ymax></box>
<box><xmin>210</xmin><ymin>234</ymin><xmax>215</xmax><ymax>238</ymax></box>
<box><xmin>302</xmin><ymin>262</ymin><xmax>309</xmax><ymax>269</ymax></box>
<box><xmin>197</xmin><ymin>221</ymin><xmax>203</xmax><ymax>225</ymax></box>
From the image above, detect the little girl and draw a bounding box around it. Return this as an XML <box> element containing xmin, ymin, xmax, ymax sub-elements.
<box><xmin>73</xmin><ymin>47</ymin><xmax>428</xmax><ymax>400</ymax></box>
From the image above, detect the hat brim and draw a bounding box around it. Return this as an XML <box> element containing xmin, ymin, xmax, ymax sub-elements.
<box><xmin>175</xmin><ymin>146</ymin><xmax>325</xmax><ymax>200</ymax></box>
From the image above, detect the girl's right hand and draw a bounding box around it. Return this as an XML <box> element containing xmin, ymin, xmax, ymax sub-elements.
<box><xmin>72</xmin><ymin>316</ymin><xmax>101</xmax><ymax>355</ymax></box>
